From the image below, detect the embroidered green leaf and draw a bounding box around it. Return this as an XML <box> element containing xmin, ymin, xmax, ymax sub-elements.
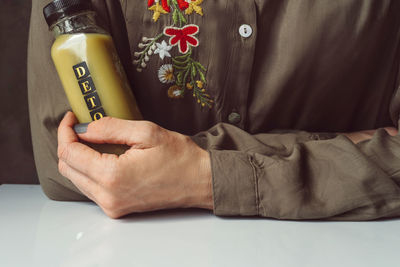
<box><xmin>172</xmin><ymin>59</ymin><xmax>184</xmax><ymax>65</ymax></box>
<box><xmin>176</xmin><ymin>71</ymin><xmax>183</xmax><ymax>85</ymax></box>
<box><xmin>190</xmin><ymin>66</ymin><xmax>195</xmax><ymax>80</ymax></box>
<box><xmin>183</xmin><ymin>68</ymin><xmax>190</xmax><ymax>86</ymax></box>
<box><xmin>198</xmin><ymin>70</ymin><xmax>206</xmax><ymax>83</ymax></box>
<box><xmin>172</xmin><ymin>57</ymin><xmax>190</xmax><ymax>65</ymax></box>
<box><xmin>173</xmin><ymin>64</ymin><xmax>189</xmax><ymax>70</ymax></box>
<box><xmin>172</xmin><ymin>9</ymin><xmax>179</xmax><ymax>25</ymax></box>
<box><xmin>175</xmin><ymin>53</ymin><xmax>190</xmax><ymax>60</ymax></box>
<box><xmin>194</xmin><ymin>61</ymin><xmax>206</xmax><ymax>71</ymax></box>
<box><xmin>191</xmin><ymin>64</ymin><xmax>197</xmax><ymax>77</ymax></box>
<box><xmin>179</xmin><ymin>12</ymin><xmax>187</xmax><ymax>24</ymax></box>
<box><xmin>142</xmin><ymin>0</ymin><xmax>213</xmax><ymax>108</ymax></box>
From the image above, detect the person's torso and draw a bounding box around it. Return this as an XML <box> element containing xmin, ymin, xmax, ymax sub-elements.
<box><xmin>119</xmin><ymin>0</ymin><xmax>400</xmax><ymax>135</ymax></box>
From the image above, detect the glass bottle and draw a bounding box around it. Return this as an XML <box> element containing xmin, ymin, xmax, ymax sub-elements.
<box><xmin>43</xmin><ymin>0</ymin><xmax>142</xmax><ymax>123</ymax></box>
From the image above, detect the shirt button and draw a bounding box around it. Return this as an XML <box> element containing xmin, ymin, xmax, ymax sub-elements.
<box><xmin>239</xmin><ymin>24</ymin><xmax>253</xmax><ymax>38</ymax></box>
<box><xmin>228</xmin><ymin>112</ymin><xmax>241</xmax><ymax>124</ymax></box>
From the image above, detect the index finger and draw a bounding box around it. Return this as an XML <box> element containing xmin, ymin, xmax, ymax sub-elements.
<box><xmin>58</xmin><ymin>111</ymin><xmax>79</xmax><ymax>145</ymax></box>
<box><xmin>57</xmin><ymin>112</ymin><xmax>116</xmax><ymax>185</ymax></box>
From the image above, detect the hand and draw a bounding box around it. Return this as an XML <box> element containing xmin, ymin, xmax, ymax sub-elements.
<box><xmin>341</xmin><ymin>127</ymin><xmax>398</xmax><ymax>144</ymax></box>
<box><xmin>57</xmin><ymin>112</ymin><xmax>213</xmax><ymax>218</ymax></box>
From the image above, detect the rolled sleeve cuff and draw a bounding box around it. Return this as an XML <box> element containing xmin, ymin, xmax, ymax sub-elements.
<box><xmin>209</xmin><ymin>149</ymin><xmax>259</xmax><ymax>216</ymax></box>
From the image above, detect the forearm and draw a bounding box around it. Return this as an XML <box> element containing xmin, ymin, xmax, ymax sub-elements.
<box><xmin>191</xmin><ymin>123</ymin><xmax>400</xmax><ymax>220</ymax></box>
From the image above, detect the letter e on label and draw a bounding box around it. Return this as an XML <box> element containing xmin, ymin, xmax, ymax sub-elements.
<box><xmin>78</xmin><ymin>77</ymin><xmax>96</xmax><ymax>95</ymax></box>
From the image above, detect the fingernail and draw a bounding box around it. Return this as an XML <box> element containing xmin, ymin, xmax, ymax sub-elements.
<box><xmin>74</xmin><ymin>123</ymin><xmax>90</xmax><ymax>134</ymax></box>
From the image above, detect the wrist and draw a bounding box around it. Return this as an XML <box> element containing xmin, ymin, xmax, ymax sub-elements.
<box><xmin>187</xmin><ymin>146</ymin><xmax>213</xmax><ymax>210</ymax></box>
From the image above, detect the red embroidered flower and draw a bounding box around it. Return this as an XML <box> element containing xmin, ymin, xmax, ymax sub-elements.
<box><xmin>177</xmin><ymin>0</ymin><xmax>189</xmax><ymax>10</ymax></box>
<box><xmin>148</xmin><ymin>0</ymin><xmax>170</xmax><ymax>12</ymax></box>
<box><xmin>163</xmin><ymin>24</ymin><xmax>199</xmax><ymax>54</ymax></box>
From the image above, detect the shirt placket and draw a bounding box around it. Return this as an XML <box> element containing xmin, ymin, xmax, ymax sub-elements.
<box><xmin>221</xmin><ymin>1</ymin><xmax>257</xmax><ymax>130</ymax></box>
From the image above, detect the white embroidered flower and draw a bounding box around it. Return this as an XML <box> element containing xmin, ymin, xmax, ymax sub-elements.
<box><xmin>158</xmin><ymin>64</ymin><xmax>174</xmax><ymax>84</ymax></box>
<box><xmin>154</xmin><ymin>40</ymin><xmax>172</xmax><ymax>60</ymax></box>
<box><xmin>173</xmin><ymin>90</ymin><xmax>182</xmax><ymax>96</ymax></box>
<box><xmin>168</xmin><ymin>85</ymin><xmax>184</xmax><ymax>99</ymax></box>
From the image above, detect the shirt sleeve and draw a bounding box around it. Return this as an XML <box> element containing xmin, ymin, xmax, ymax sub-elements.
<box><xmin>191</xmin><ymin>121</ymin><xmax>400</xmax><ymax>220</ymax></box>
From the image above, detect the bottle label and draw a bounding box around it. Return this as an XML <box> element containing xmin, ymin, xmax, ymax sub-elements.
<box><xmin>72</xmin><ymin>62</ymin><xmax>107</xmax><ymax>121</ymax></box>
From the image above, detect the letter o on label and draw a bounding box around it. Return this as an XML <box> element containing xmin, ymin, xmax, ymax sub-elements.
<box><xmin>90</xmin><ymin>107</ymin><xmax>106</xmax><ymax>121</ymax></box>
<box><xmin>93</xmin><ymin>112</ymin><xmax>104</xmax><ymax>121</ymax></box>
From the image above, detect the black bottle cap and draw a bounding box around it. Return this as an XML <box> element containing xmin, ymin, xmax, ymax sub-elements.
<box><xmin>43</xmin><ymin>0</ymin><xmax>93</xmax><ymax>27</ymax></box>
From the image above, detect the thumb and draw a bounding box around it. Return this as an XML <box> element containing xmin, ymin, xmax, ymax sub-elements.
<box><xmin>76</xmin><ymin>117</ymin><xmax>163</xmax><ymax>148</ymax></box>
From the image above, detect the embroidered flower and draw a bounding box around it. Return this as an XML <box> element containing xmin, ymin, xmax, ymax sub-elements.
<box><xmin>164</xmin><ymin>24</ymin><xmax>199</xmax><ymax>54</ymax></box>
<box><xmin>158</xmin><ymin>64</ymin><xmax>175</xmax><ymax>84</ymax></box>
<box><xmin>196</xmin><ymin>80</ymin><xmax>203</xmax><ymax>88</ymax></box>
<box><xmin>177</xmin><ymin>0</ymin><xmax>189</xmax><ymax>10</ymax></box>
<box><xmin>134</xmin><ymin>0</ymin><xmax>214</xmax><ymax>108</ymax></box>
<box><xmin>133</xmin><ymin>35</ymin><xmax>163</xmax><ymax>71</ymax></box>
<box><xmin>154</xmin><ymin>40</ymin><xmax>172</xmax><ymax>60</ymax></box>
<box><xmin>185</xmin><ymin>0</ymin><xmax>203</xmax><ymax>16</ymax></box>
<box><xmin>168</xmin><ymin>85</ymin><xmax>184</xmax><ymax>98</ymax></box>
<box><xmin>148</xmin><ymin>0</ymin><xmax>169</xmax><ymax>22</ymax></box>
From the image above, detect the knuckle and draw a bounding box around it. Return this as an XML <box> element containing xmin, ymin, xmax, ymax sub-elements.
<box><xmin>169</xmin><ymin>131</ymin><xmax>189</xmax><ymax>149</ymax></box>
<box><xmin>180</xmin><ymin>134</ymin><xmax>192</xmax><ymax>145</ymax></box>
<box><xmin>142</xmin><ymin>121</ymin><xmax>164</xmax><ymax>142</ymax></box>
<box><xmin>57</xmin><ymin>144</ymin><xmax>69</xmax><ymax>160</ymax></box>
<box><xmin>99</xmin><ymin>116</ymin><xmax>115</xmax><ymax>129</ymax></box>
<box><xmin>144</xmin><ymin>121</ymin><xmax>161</xmax><ymax>136</ymax></box>
<box><xmin>92</xmin><ymin>116</ymin><xmax>114</xmax><ymax>133</ymax></box>
<box><xmin>94</xmin><ymin>116</ymin><xmax>114</xmax><ymax>128</ymax></box>
<box><xmin>58</xmin><ymin>160</ymin><xmax>68</xmax><ymax>177</ymax></box>
<box><xmin>100</xmin><ymin>116</ymin><xmax>114</xmax><ymax>124</ymax></box>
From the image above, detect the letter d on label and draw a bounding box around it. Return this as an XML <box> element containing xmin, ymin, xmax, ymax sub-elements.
<box><xmin>76</xmin><ymin>67</ymin><xmax>86</xmax><ymax>78</ymax></box>
<box><xmin>72</xmin><ymin>62</ymin><xmax>90</xmax><ymax>80</ymax></box>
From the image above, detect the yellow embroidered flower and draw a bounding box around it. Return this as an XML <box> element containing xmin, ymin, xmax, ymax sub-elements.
<box><xmin>149</xmin><ymin>1</ymin><xmax>168</xmax><ymax>22</ymax></box>
<box><xmin>185</xmin><ymin>0</ymin><xmax>204</xmax><ymax>16</ymax></box>
<box><xmin>168</xmin><ymin>85</ymin><xmax>184</xmax><ymax>98</ymax></box>
<box><xmin>158</xmin><ymin>64</ymin><xmax>174</xmax><ymax>84</ymax></box>
<box><xmin>186</xmin><ymin>83</ymin><xmax>193</xmax><ymax>90</ymax></box>
<box><xmin>196</xmin><ymin>80</ymin><xmax>204</xmax><ymax>88</ymax></box>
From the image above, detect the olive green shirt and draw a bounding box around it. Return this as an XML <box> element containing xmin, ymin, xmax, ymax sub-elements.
<box><xmin>28</xmin><ymin>0</ymin><xmax>400</xmax><ymax>220</ymax></box>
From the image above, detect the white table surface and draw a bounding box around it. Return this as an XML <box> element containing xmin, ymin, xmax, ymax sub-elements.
<box><xmin>0</xmin><ymin>184</ymin><xmax>399</xmax><ymax>267</ymax></box>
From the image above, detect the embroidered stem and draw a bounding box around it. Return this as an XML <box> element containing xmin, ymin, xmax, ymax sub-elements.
<box><xmin>133</xmin><ymin>33</ymin><xmax>163</xmax><ymax>71</ymax></box>
<box><xmin>138</xmin><ymin>0</ymin><xmax>212</xmax><ymax>109</ymax></box>
<box><xmin>172</xmin><ymin>47</ymin><xmax>213</xmax><ymax>108</ymax></box>
<box><xmin>170</xmin><ymin>0</ymin><xmax>187</xmax><ymax>27</ymax></box>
